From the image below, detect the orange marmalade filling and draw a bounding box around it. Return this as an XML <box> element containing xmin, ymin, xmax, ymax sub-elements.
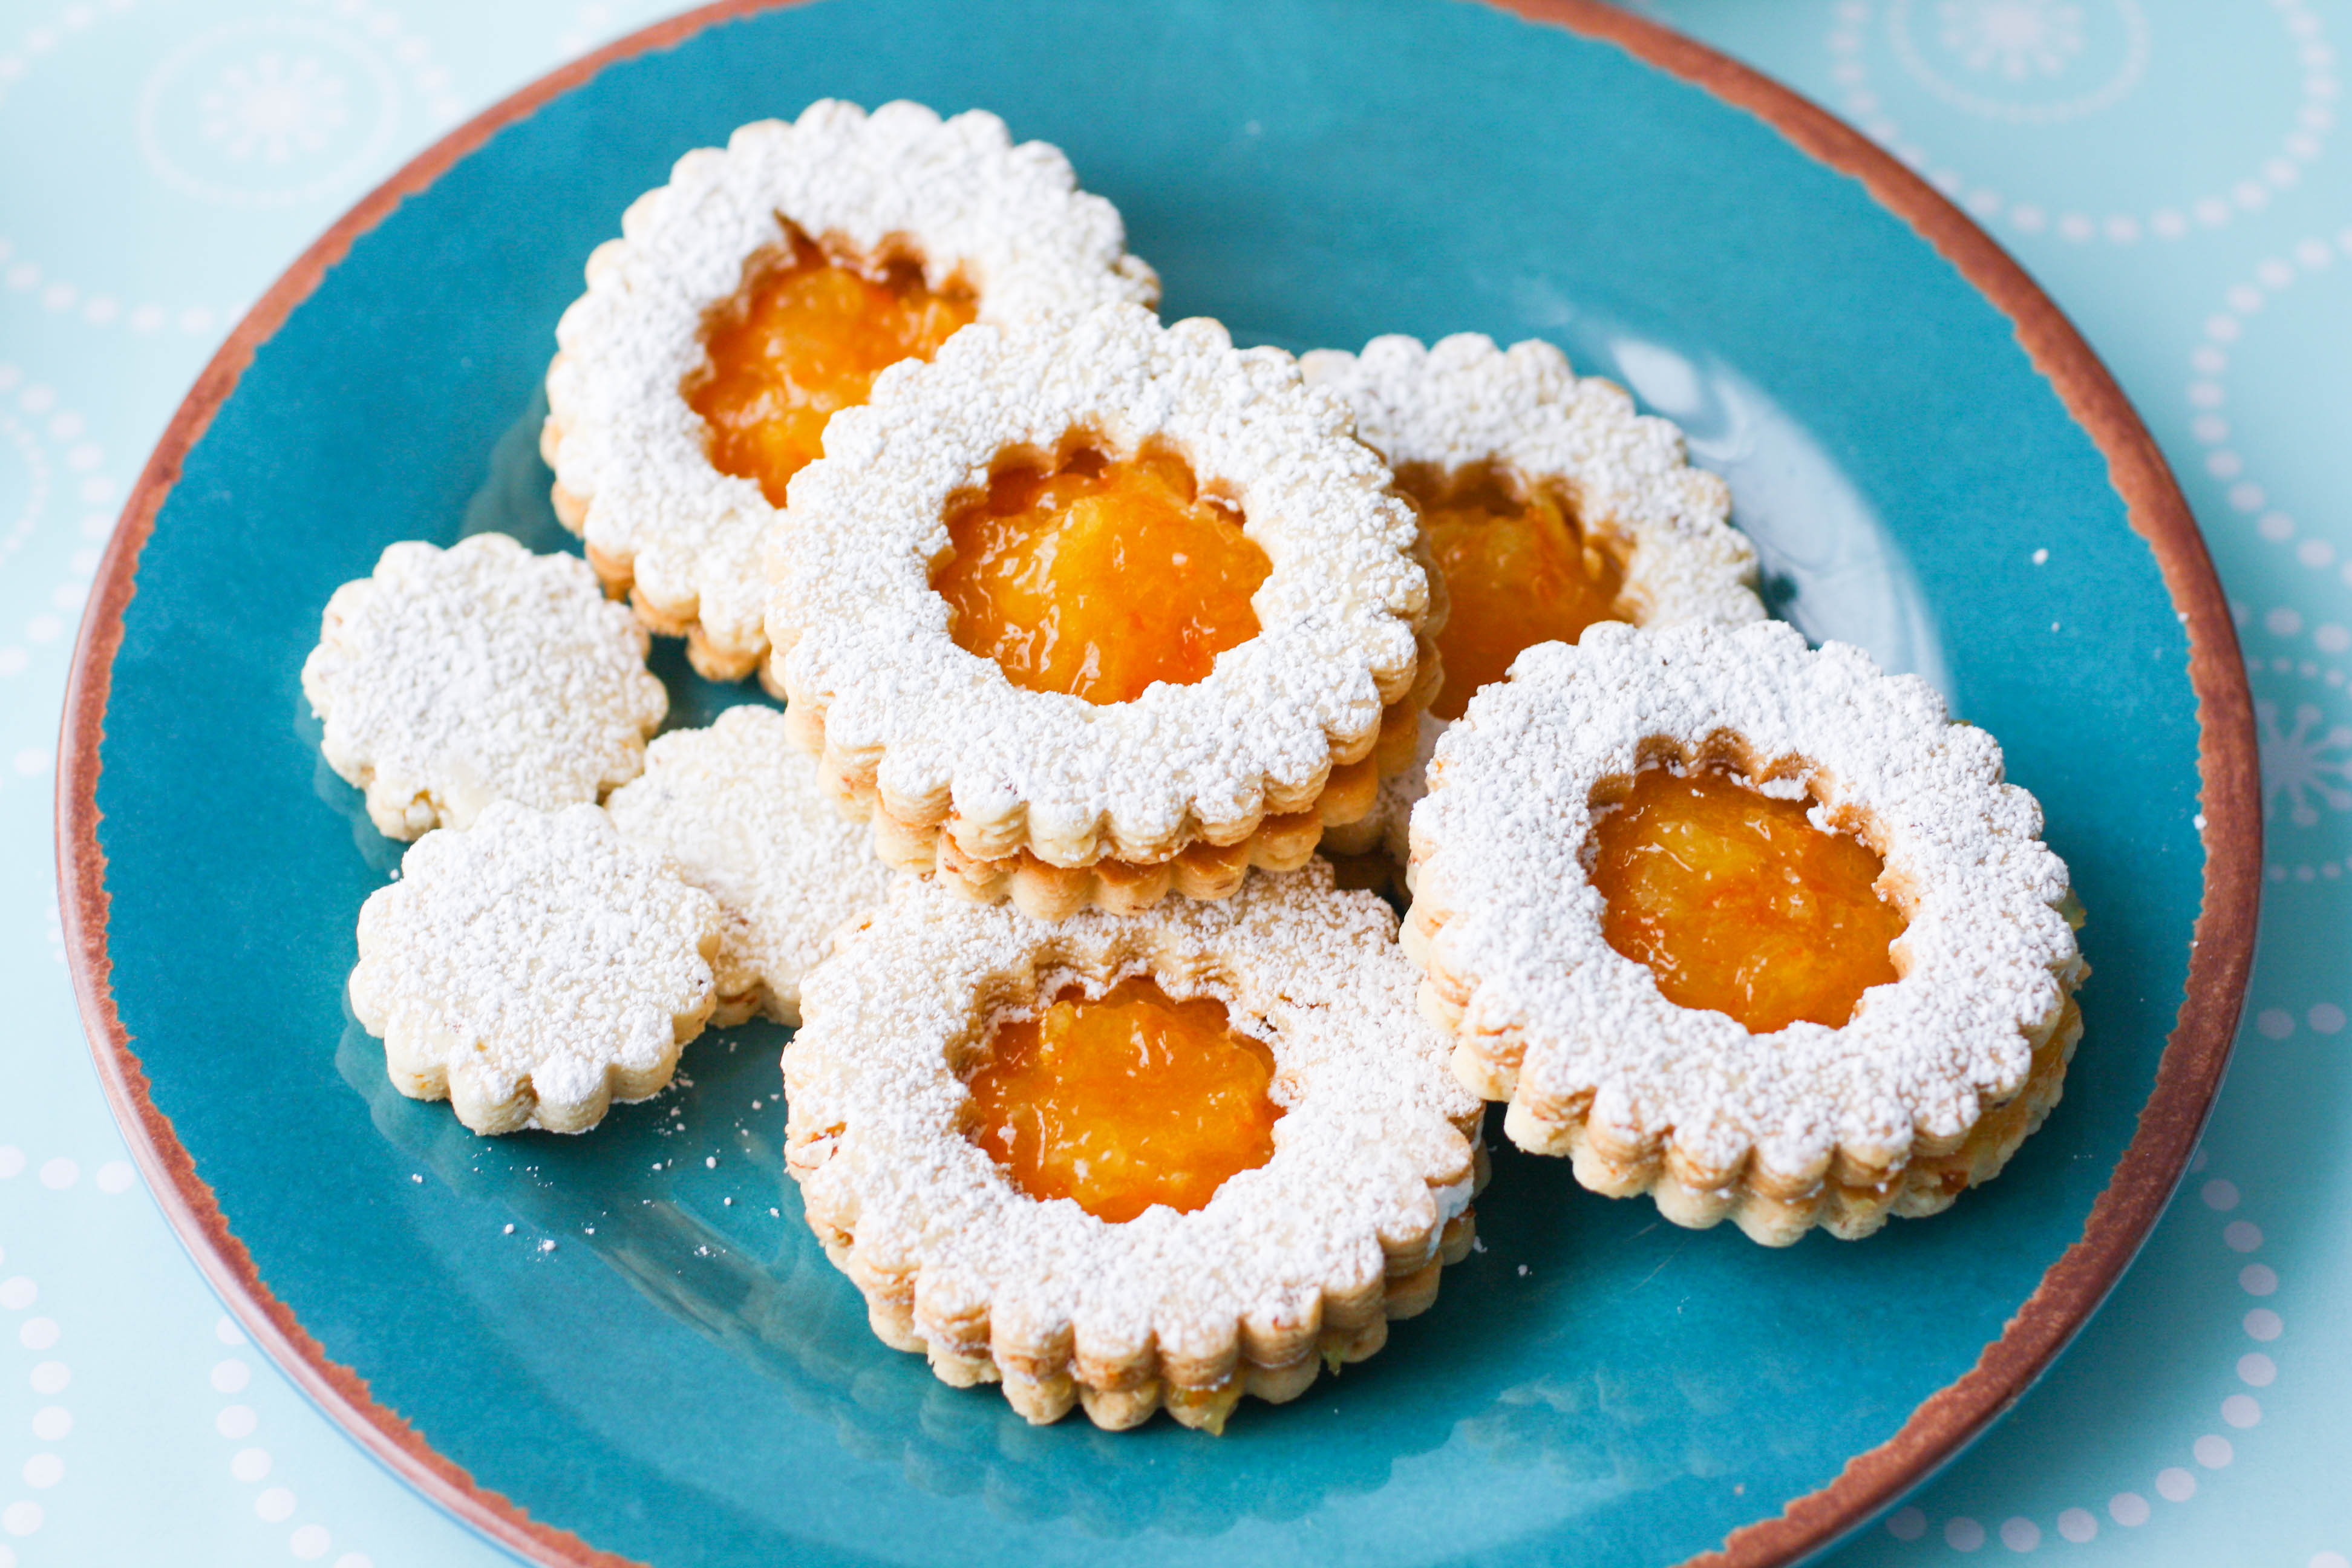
<box><xmin>1397</xmin><ymin>461</ymin><xmax>1627</xmax><ymax>721</ymax></box>
<box><xmin>934</xmin><ymin>443</ymin><xmax>1271</xmax><ymax>705</ymax></box>
<box><xmin>961</xmin><ymin>976</ymin><xmax>1282</xmax><ymax>1223</ymax></box>
<box><xmin>1591</xmin><ymin>766</ymin><xmax>1906</xmax><ymax>1034</ymax></box>
<box><xmin>690</xmin><ymin>228</ymin><xmax>976</xmax><ymax>507</ymax></box>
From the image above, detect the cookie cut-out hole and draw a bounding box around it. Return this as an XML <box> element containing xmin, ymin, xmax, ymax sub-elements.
<box><xmin>934</xmin><ymin>439</ymin><xmax>1269</xmax><ymax>705</ymax></box>
<box><xmin>1589</xmin><ymin>763</ymin><xmax>1906</xmax><ymax>1034</ymax></box>
<box><xmin>1395</xmin><ymin>459</ymin><xmax>1627</xmax><ymax>720</ymax></box>
<box><xmin>959</xmin><ymin>975</ymin><xmax>1283</xmax><ymax>1221</ymax></box>
<box><xmin>689</xmin><ymin>223</ymin><xmax>975</xmax><ymax>506</ymax></box>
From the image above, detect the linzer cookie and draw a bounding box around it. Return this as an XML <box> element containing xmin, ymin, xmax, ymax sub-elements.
<box><xmin>350</xmin><ymin>802</ymin><xmax>722</xmax><ymax>1135</ymax></box>
<box><xmin>784</xmin><ymin>863</ymin><xmax>1483</xmax><ymax>1432</ymax></box>
<box><xmin>1303</xmin><ymin>333</ymin><xmax>1763</xmax><ymax>864</ymax></box>
<box><xmin>765</xmin><ymin>302</ymin><xmax>1440</xmax><ymax>920</ymax></box>
<box><xmin>605</xmin><ymin>704</ymin><xmax>896</xmax><ymax>1028</ymax></box>
<box><xmin>1401</xmin><ymin>620</ymin><xmax>2085</xmax><ymax>1245</ymax></box>
<box><xmin>544</xmin><ymin>99</ymin><xmax>1158</xmax><ymax>683</ymax></box>
<box><xmin>301</xmin><ymin>533</ymin><xmax>666</xmax><ymax>840</ymax></box>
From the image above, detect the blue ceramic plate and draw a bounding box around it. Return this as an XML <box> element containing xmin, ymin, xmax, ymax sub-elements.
<box><xmin>60</xmin><ymin>3</ymin><xmax>2255</xmax><ymax>1566</ymax></box>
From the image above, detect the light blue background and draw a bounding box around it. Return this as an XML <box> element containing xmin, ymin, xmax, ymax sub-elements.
<box><xmin>0</xmin><ymin>2</ymin><xmax>2342</xmax><ymax>1566</ymax></box>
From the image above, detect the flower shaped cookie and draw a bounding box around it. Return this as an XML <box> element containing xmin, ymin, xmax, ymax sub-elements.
<box><xmin>785</xmin><ymin>863</ymin><xmax>1483</xmax><ymax>1431</ymax></box>
<box><xmin>302</xmin><ymin>533</ymin><xmax>665</xmax><ymax>840</ymax></box>
<box><xmin>351</xmin><ymin>802</ymin><xmax>721</xmax><ymax>1134</ymax></box>
<box><xmin>1403</xmin><ymin>620</ymin><xmax>2085</xmax><ymax>1244</ymax></box>
<box><xmin>545</xmin><ymin>99</ymin><xmax>1158</xmax><ymax>681</ymax></box>
<box><xmin>765</xmin><ymin>302</ymin><xmax>1439</xmax><ymax>919</ymax></box>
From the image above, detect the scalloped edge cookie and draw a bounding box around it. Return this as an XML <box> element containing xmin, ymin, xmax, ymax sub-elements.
<box><xmin>785</xmin><ymin>863</ymin><xmax>1485</xmax><ymax>1431</ymax></box>
<box><xmin>606</xmin><ymin>704</ymin><xmax>897</xmax><ymax>1027</ymax></box>
<box><xmin>350</xmin><ymin>802</ymin><xmax>722</xmax><ymax>1135</ymax></box>
<box><xmin>1301</xmin><ymin>333</ymin><xmax>1761</xmax><ymax>631</ymax></box>
<box><xmin>765</xmin><ymin>302</ymin><xmax>1439</xmax><ymax>890</ymax></box>
<box><xmin>1400</xmin><ymin>619</ymin><xmax>2086</xmax><ymax>1245</ymax></box>
<box><xmin>301</xmin><ymin>533</ymin><xmax>667</xmax><ymax>841</ymax></box>
<box><xmin>546</xmin><ymin>99</ymin><xmax>1159</xmax><ymax>682</ymax></box>
<box><xmin>1305</xmin><ymin>332</ymin><xmax>1763</xmax><ymax>864</ymax></box>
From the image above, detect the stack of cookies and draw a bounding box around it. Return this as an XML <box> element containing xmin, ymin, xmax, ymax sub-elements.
<box><xmin>306</xmin><ymin>101</ymin><xmax>2086</xmax><ymax>1434</ymax></box>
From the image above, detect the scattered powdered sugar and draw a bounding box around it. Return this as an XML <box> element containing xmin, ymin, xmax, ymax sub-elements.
<box><xmin>350</xmin><ymin>802</ymin><xmax>722</xmax><ymax>1135</ymax></box>
<box><xmin>766</xmin><ymin>302</ymin><xmax>1432</xmax><ymax>867</ymax></box>
<box><xmin>1405</xmin><ymin>619</ymin><xmax>2083</xmax><ymax>1178</ymax></box>
<box><xmin>1302</xmin><ymin>334</ymin><xmax>1764</xmax><ymax>867</ymax></box>
<box><xmin>785</xmin><ymin>863</ymin><xmax>1480</xmax><ymax>1376</ymax></box>
<box><xmin>606</xmin><ymin>704</ymin><xmax>898</xmax><ymax>1027</ymax></box>
<box><xmin>547</xmin><ymin>100</ymin><xmax>1159</xmax><ymax>670</ymax></box>
<box><xmin>301</xmin><ymin>533</ymin><xmax>666</xmax><ymax>840</ymax></box>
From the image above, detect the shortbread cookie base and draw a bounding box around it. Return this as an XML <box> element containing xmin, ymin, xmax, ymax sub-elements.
<box><xmin>302</xmin><ymin>532</ymin><xmax>668</xmax><ymax>840</ymax></box>
<box><xmin>818</xmin><ymin>1157</ymin><xmax>1488</xmax><ymax>1434</ymax></box>
<box><xmin>785</xmin><ymin>866</ymin><xmax>1485</xmax><ymax>1431</ymax></box>
<box><xmin>350</xmin><ymin>802</ymin><xmax>722</xmax><ymax>1135</ymax></box>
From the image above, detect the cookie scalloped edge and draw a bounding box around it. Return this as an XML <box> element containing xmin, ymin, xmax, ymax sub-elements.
<box><xmin>1400</xmin><ymin>619</ymin><xmax>2086</xmax><ymax>1246</ymax></box>
<box><xmin>544</xmin><ymin>99</ymin><xmax>1159</xmax><ymax>681</ymax></box>
<box><xmin>783</xmin><ymin>863</ymin><xmax>1485</xmax><ymax>1431</ymax></box>
<box><xmin>300</xmin><ymin>532</ymin><xmax>667</xmax><ymax>841</ymax></box>
<box><xmin>765</xmin><ymin>301</ymin><xmax>1438</xmax><ymax>872</ymax></box>
<box><xmin>861</xmin><ymin>659</ymin><xmax>1437</xmax><ymax>919</ymax></box>
<box><xmin>350</xmin><ymin>801</ymin><xmax>722</xmax><ymax>1135</ymax></box>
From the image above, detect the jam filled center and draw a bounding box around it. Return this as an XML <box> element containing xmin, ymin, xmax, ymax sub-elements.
<box><xmin>961</xmin><ymin>976</ymin><xmax>1283</xmax><ymax>1223</ymax></box>
<box><xmin>1397</xmin><ymin>461</ymin><xmax>1627</xmax><ymax>722</ymax></box>
<box><xmin>690</xmin><ymin>227</ymin><xmax>976</xmax><ymax>507</ymax></box>
<box><xmin>934</xmin><ymin>442</ymin><xmax>1271</xmax><ymax>706</ymax></box>
<box><xmin>1590</xmin><ymin>766</ymin><xmax>1906</xmax><ymax>1034</ymax></box>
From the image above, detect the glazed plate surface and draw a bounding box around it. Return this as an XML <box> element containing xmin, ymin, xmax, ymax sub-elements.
<box><xmin>61</xmin><ymin>2</ymin><xmax>2252</xmax><ymax>1566</ymax></box>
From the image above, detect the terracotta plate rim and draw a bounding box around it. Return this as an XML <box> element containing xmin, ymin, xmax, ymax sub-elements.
<box><xmin>51</xmin><ymin>3</ymin><xmax>2259</xmax><ymax>1566</ymax></box>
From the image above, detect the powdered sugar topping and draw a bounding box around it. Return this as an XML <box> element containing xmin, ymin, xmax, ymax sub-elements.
<box><xmin>546</xmin><ymin>100</ymin><xmax>1159</xmax><ymax>670</ymax></box>
<box><xmin>350</xmin><ymin>802</ymin><xmax>722</xmax><ymax>1134</ymax></box>
<box><xmin>301</xmin><ymin>533</ymin><xmax>666</xmax><ymax>840</ymax></box>
<box><xmin>766</xmin><ymin>302</ymin><xmax>1432</xmax><ymax>867</ymax></box>
<box><xmin>1405</xmin><ymin>619</ymin><xmax>2082</xmax><ymax>1178</ymax></box>
<box><xmin>786</xmin><ymin>863</ymin><xmax>1479</xmax><ymax>1361</ymax></box>
<box><xmin>606</xmin><ymin>704</ymin><xmax>897</xmax><ymax>1026</ymax></box>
